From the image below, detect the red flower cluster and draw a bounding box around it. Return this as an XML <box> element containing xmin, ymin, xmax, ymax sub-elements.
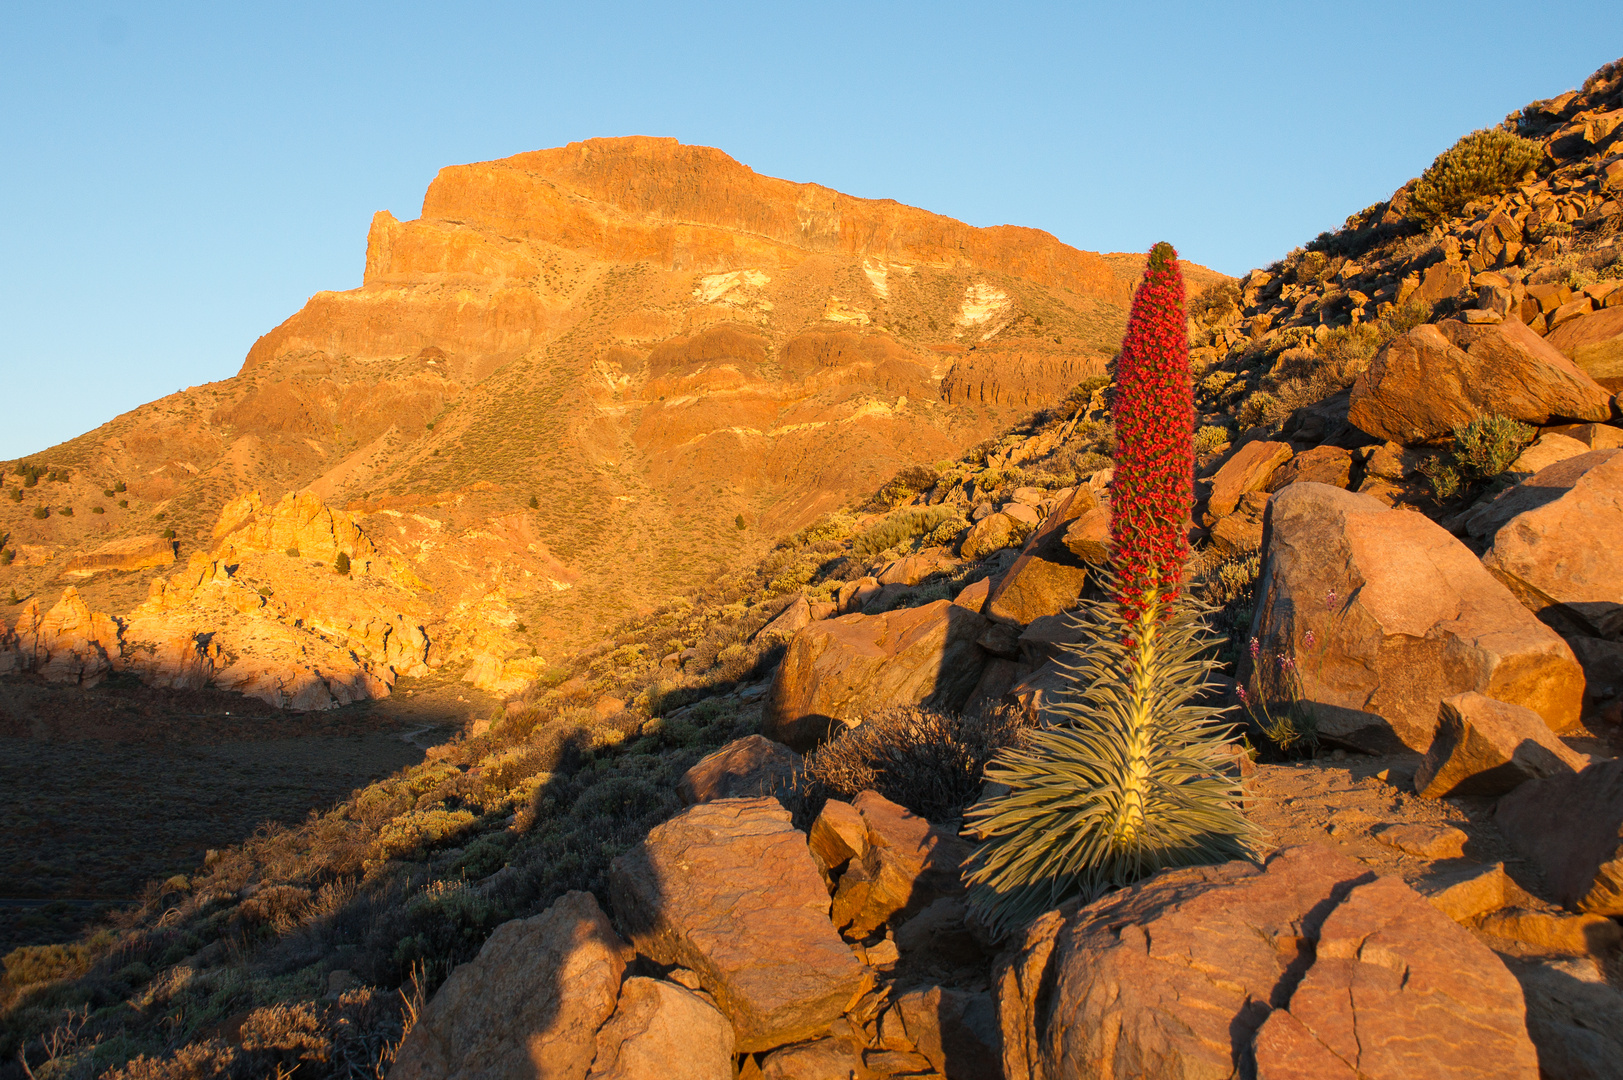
<box><xmin>1109</xmin><ymin>242</ymin><xmax>1194</xmax><ymax>626</ymax></box>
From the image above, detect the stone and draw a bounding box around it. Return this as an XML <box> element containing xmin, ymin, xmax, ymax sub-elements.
<box><xmin>995</xmin><ymin>845</ymin><xmax>1539</xmax><ymax>1080</ymax></box>
<box><xmin>1001</xmin><ymin>502</ymin><xmax>1041</xmax><ymax>525</ymax></box>
<box><xmin>608</xmin><ymin>798</ymin><xmax>871</xmax><ymax>1052</ymax></box>
<box><xmin>1480</xmin><ymin>449</ymin><xmax>1623</xmax><ymax>640</ymax></box>
<box><xmin>1058</xmin><ymin>505</ymin><xmax>1110</xmax><ymax>564</ymax></box>
<box><xmin>1372</xmin><ymin>822</ymin><xmax>1468</xmax><ymax>858</ymax></box>
<box><xmin>1349</xmin><ymin>319</ymin><xmax>1613</xmax><ymax>444</ymax></box>
<box><xmin>831</xmin><ymin>791</ymin><xmax>973</xmax><ymax>938</ymax></box>
<box><xmin>1247</xmin><ymin>483</ymin><xmax>1584</xmax><ymax>752</ymax></box>
<box><xmin>759</xmin><ymin>1037</ymin><xmax>861</xmax><ymax>1080</ymax></box>
<box><xmin>893</xmin><ymin>986</ymin><xmax>1001</xmax><ymax>1080</ymax></box>
<box><xmin>1476</xmin><ymin>908</ymin><xmax>1623</xmax><ymax>955</ymax></box>
<box><xmin>390</xmin><ymin>891</ymin><xmax>630</xmax><ymax>1080</ymax></box>
<box><xmin>959</xmin><ymin>513</ymin><xmax>1024</xmax><ymax>560</ymax></box>
<box><xmin>1002</xmin><ymin>659</ymin><xmax>1071</xmax><ymax>724</ymax></box>
<box><xmin>756</xmin><ymin>596</ymin><xmax>812</xmax><ymax>642</ymax></box>
<box><xmin>763</xmin><ymin>600</ymin><xmax>989</xmax><ymax>751</ymax></box>
<box><xmin>585</xmin><ymin>977</ymin><xmax>734</xmax><ymax>1080</ymax></box>
<box><xmin>1415</xmin><ymin>258</ymin><xmax>1472</xmax><ymax>306</ymax></box>
<box><xmin>1414</xmin><ymin>691</ymin><xmax>1585</xmax><ymax>798</ymax></box>
<box><xmin>975</xmin><ymin>621</ymin><xmax>1021</xmax><ymax>659</ymax></box>
<box><xmin>1204</xmin><ymin>440</ymin><xmax>1293</xmax><ymax>523</ymax></box>
<box><xmin>1502</xmin><ymin>431</ymin><xmax>1591</xmax><ymax>480</ymax></box>
<box><xmin>1266</xmin><ymin>444</ymin><xmax>1352</xmax><ymax>491</ymax></box>
<box><xmin>677</xmin><ymin>735</ymin><xmax>802</xmax><ymax>806</ymax></box>
<box><xmin>1495</xmin><ymin>759</ymin><xmax>1623</xmax><ymax>915</ymax></box>
<box><xmin>861</xmin><ymin>1049</ymin><xmax>935</xmax><ymax>1077</ymax></box>
<box><xmin>837</xmin><ymin>577</ymin><xmax>882</xmax><ymax>614</ymax></box>
<box><xmin>1207</xmin><ymin>490</ymin><xmax>1267</xmax><ymax>555</ymax></box>
<box><xmin>876</xmin><ymin>549</ymin><xmax>960</xmax><ymax>587</ymax></box>
<box><xmin>1550</xmin><ymin>296</ymin><xmax>1595</xmax><ymax>332</ymax></box>
<box><xmin>7</xmin><ymin>589</ymin><xmax>124</xmax><ymax>687</ymax></box>
<box><xmin>951</xmin><ymin>576</ymin><xmax>991</xmax><ymax>613</ymax></box>
<box><xmin>1414</xmin><ymin>862</ymin><xmax>1523</xmax><ymax>923</ymax></box>
<box><xmin>893</xmin><ymin>897</ymin><xmax>984</xmax><ymax>970</ymax></box>
<box><xmin>984</xmin><ymin>486</ymin><xmax>1096</xmax><ymax>626</ymax></box>
<box><xmin>807</xmin><ymin>798</ymin><xmax>868</xmax><ymax>882</ymax></box>
<box><xmin>1016</xmin><ymin>613</ymin><xmax>1085</xmax><ymax>667</ymax></box>
<box><xmin>1544</xmin><ymin>421</ymin><xmax>1623</xmax><ymax>449</ymax></box>
<box><xmin>1545</xmin><ymin>305</ymin><xmax>1623</xmax><ymax>390</ymax></box>
<box><xmin>1509</xmin><ymin>958</ymin><xmax>1623</xmax><ymax>1080</ymax></box>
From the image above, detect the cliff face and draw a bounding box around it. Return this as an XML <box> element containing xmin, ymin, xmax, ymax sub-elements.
<box><xmin>0</xmin><ymin>137</ymin><xmax>1224</xmax><ymax>702</ymax></box>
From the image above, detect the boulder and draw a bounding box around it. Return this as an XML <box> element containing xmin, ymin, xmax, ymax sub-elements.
<box><xmin>951</xmin><ymin>575</ymin><xmax>991</xmax><ymax>613</ymax></box>
<box><xmin>585</xmin><ymin>977</ymin><xmax>734</xmax><ymax>1080</ymax></box>
<box><xmin>1002</xmin><ymin>502</ymin><xmax>1041</xmax><ymax>525</ymax></box>
<box><xmin>1248</xmin><ymin>483</ymin><xmax>1584</xmax><ymax>752</ymax></box>
<box><xmin>1479</xmin><ymin>449</ymin><xmax>1623</xmax><ymax>640</ymax></box>
<box><xmin>893</xmin><ymin>986</ymin><xmax>1001</xmax><ymax>1080</ymax></box>
<box><xmin>1462</xmin><ymin>448</ymin><xmax>1617</xmax><ymax>541</ymax></box>
<box><xmin>985</xmin><ymin>487</ymin><xmax>1096</xmax><ymax>626</ymax></box>
<box><xmin>807</xmin><ymin>798</ymin><xmax>868</xmax><ymax>883</ymax></box>
<box><xmin>876</xmin><ymin>549</ymin><xmax>960</xmax><ymax>586</ymax></box>
<box><xmin>1414</xmin><ymin>691</ymin><xmax>1585</xmax><ymax>798</ymax></box>
<box><xmin>1545</xmin><ymin>421</ymin><xmax>1623</xmax><ymax>449</ymax></box>
<box><xmin>1501</xmin><ymin>432</ymin><xmax>1591</xmax><ymax>481</ymax></box>
<box><xmin>830</xmin><ymin>791</ymin><xmax>973</xmax><ymax>938</ymax></box>
<box><xmin>608</xmin><ymin>798</ymin><xmax>871</xmax><ymax>1052</ymax></box>
<box><xmin>1508</xmin><ymin>958</ymin><xmax>1623</xmax><ymax>1080</ymax></box>
<box><xmin>1372</xmin><ymin>823</ymin><xmax>1468</xmax><ymax>858</ymax></box>
<box><xmin>755</xmin><ymin>596</ymin><xmax>812</xmax><ymax>642</ymax></box>
<box><xmin>1059</xmin><ymin>506</ymin><xmax>1110</xmax><ymax>564</ymax></box>
<box><xmin>759</xmin><ymin>1037</ymin><xmax>861</xmax><ymax>1080</ymax></box>
<box><xmin>1348</xmin><ymin>319</ymin><xmax>1613</xmax><ymax>444</ymax></box>
<box><xmin>1266</xmin><ymin>444</ymin><xmax>1352</xmax><ymax>491</ymax></box>
<box><xmin>1413</xmin><ymin>861</ymin><xmax>1524</xmax><ymax>923</ymax></box>
<box><xmin>1208</xmin><ymin>491</ymin><xmax>1267</xmax><ymax>555</ymax></box>
<box><xmin>1495</xmin><ymin>759</ymin><xmax>1623</xmax><ymax>915</ymax></box>
<box><xmin>995</xmin><ymin>845</ymin><xmax>1539</xmax><ymax>1080</ymax></box>
<box><xmin>1204</xmin><ymin>440</ymin><xmax>1293</xmax><ymax>523</ymax></box>
<box><xmin>1002</xmin><ymin>659</ymin><xmax>1071</xmax><ymax>724</ymax></box>
<box><xmin>390</xmin><ymin>891</ymin><xmax>631</xmax><ymax>1080</ymax></box>
<box><xmin>1016</xmin><ymin>613</ymin><xmax>1085</xmax><ymax>667</ymax></box>
<box><xmin>960</xmin><ymin>513</ymin><xmax>1024</xmax><ymax>560</ymax></box>
<box><xmin>1545</xmin><ymin>304</ymin><xmax>1623</xmax><ymax>390</ymax></box>
<box><xmin>677</xmin><ymin>735</ymin><xmax>802</xmax><ymax>806</ymax></box>
<box><xmin>836</xmin><ymin>576</ymin><xmax>882</xmax><ymax>614</ymax></box>
<box><xmin>763</xmin><ymin>600</ymin><xmax>988</xmax><ymax>751</ymax></box>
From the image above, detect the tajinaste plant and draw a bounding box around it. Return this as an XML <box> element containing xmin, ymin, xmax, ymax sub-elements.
<box><xmin>963</xmin><ymin>243</ymin><xmax>1257</xmax><ymax>938</ymax></box>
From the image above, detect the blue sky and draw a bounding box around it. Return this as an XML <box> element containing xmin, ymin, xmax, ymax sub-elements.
<box><xmin>2</xmin><ymin>2</ymin><xmax>1617</xmax><ymax>459</ymax></box>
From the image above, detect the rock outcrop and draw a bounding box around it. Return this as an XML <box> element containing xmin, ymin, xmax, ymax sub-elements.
<box><xmin>983</xmin><ymin>487</ymin><xmax>1094</xmax><ymax>626</ymax></box>
<box><xmin>585</xmin><ymin>978</ymin><xmax>734</xmax><ymax>1080</ymax></box>
<box><xmin>996</xmin><ymin>845</ymin><xmax>1539</xmax><ymax>1080</ymax></box>
<box><xmin>1414</xmin><ymin>691</ymin><xmax>1585</xmax><ymax>798</ymax></box>
<box><xmin>608</xmin><ymin>798</ymin><xmax>872</xmax><ymax>1051</ymax></box>
<box><xmin>676</xmin><ymin>735</ymin><xmax>801</xmax><ymax>806</ymax></box>
<box><xmin>1247</xmin><ymin>483</ymin><xmax>1584</xmax><ymax>751</ymax></box>
<box><xmin>1348</xmin><ymin>318</ymin><xmax>1613</xmax><ymax>444</ymax></box>
<box><xmin>763</xmin><ymin>600</ymin><xmax>988</xmax><ymax>751</ymax></box>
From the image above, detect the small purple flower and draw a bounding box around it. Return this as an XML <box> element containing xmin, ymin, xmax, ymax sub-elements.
<box><xmin>1237</xmin><ymin>685</ymin><xmax>1248</xmax><ymax>703</ymax></box>
<box><xmin>1248</xmin><ymin>637</ymin><xmax>1260</xmax><ymax>658</ymax></box>
<box><xmin>1325</xmin><ymin>589</ymin><xmax>1339</xmax><ymax>611</ymax></box>
<box><xmin>1303</xmin><ymin>629</ymin><xmax>1317</xmax><ymax>648</ymax></box>
<box><xmin>1277</xmin><ymin>652</ymin><xmax>1296</xmax><ymax>671</ymax></box>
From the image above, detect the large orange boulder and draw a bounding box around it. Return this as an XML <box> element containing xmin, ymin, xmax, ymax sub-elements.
<box><xmin>608</xmin><ymin>798</ymin><xmax>872</xmax><ymax>1052</ymax></box>
<box><xmin>1477</xmin><ymin>449</ymin><xmax>1623</xmax><ymax>640</ymax></box>
<box><xmin>762</xmin><ymin>600</ymin><xmax>988</xmax><ymax>750</ymax></box>
<box><xmin>1545</xmin><ymin>305</ymin><xmax>1623</xmax><ymax>390</ymax></box>
<box><xmin>984</xmin><ymin>487</ymin><xmax>1096</xmax><ymax>626</ymax></box>
<box><xmin>1349</xmin><ymin>319</ymin><xmax>1613</xmax><ymax>444</ymax></box>
<box><xmin>996</xmin><ymin>846</ymin><xmax>1539</xmax><ymax>1080</ymax></box>
<box><xmin>1248</xmin><ymin>483</ymin><xmax>1583</xmax><ymax>752</ymax></box>
<box><xmin>1203</xmin><ymin>440</ymin><xmax>1293</xmax><ymax>523</ymax></box>
<box><xmin>390</xmin><ymin>891</ymin><xmax>631</xmax><ymax>1080</ymax></box>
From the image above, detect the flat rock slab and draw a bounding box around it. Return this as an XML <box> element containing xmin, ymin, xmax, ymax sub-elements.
<box><xmin>677</xmin><ymin>735</ymin><xmax>801</xmax><ymax>806</ymax></box>
<box><xmin>1206</xmin><ymin>439</ymin><xmax>1293</xmax><ymax>522</ymax></box>
<box><xmin>995</xmin><ymin>845</ymin><xmax>1539</xmax><ymax>1080</ymax></box>
<box><xmin>1414</xmin><ymin>691</ymin><xmax>1584</xmax><ymax>798</ymax></box>
<box><xmin>1349</xmin><ymin>318</ymin><xmax>1612</xmax><ymax>444</ymax></box>
<box><xmin>608</xmin><ymin>797</ymin><xmax>872</xmax><ymax>1052</ymax></box>
<box><xmin>1247</xmin><ymin>483</ymin><xmax>1583</xmax><ymax>752</ymax></box>
<box><xmin>1496</xmin><ymin>758</ymin><xmax>1623</xmax><ymax>915</ymax></box>
<box><xmin>392</xmin><ymin>891</ymin><xmax>631</xmax><ymax>1080</ymax></box>
<box><xmin>763</xmin><ymin>600</ymin><xmax>988</xmax><ymax>751</ymax></box>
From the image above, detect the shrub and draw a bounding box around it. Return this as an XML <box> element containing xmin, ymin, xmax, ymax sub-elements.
<box><xmin>1409</xmin><ymin>128</ymin><xmax>1542</xmax><ymax>225</ymax></box>
<box><xmin>735</xmin><ymin>513</ymin><xmax>747</xmax><ymax>530</ymax></box>
<box><xmin>1193</xmin><ymin>425</ymin><xmax>1229</xmax><ymax>457</ymax></box>
<box><xmin>802</xmin><ymin>705</ymin><xmax>1035</xmax><ymax>822</ymax></box>
<box><xmin>61</xmin><ymin>506</ymin><xmax>73</xmax><ymax>517</ymax></box>
<box><xmin>114</xmin><ymin>480</ymin><xmax>126</xmax><ymax>493</ymax></box>
<box><xmin>1453</xmin><ymin>414</ymin><xmax>1535</xmax><ymax>480</ymax></box>
<box><xmin>162</xmin><ymin>527</ymin><xmax>177</xmax><ymax>540</ymax></box>
<box><xmin>1187</xmin><ymin>280</ymin><xmax>1241</xmax><ymax>325</ymax></box>
<box><xmin>529</xmin><ymin>495</ymin><xmax>539</xmax><ymax>509</ymax></box>
<box><xmin>92</xmin><ymin>506</ymin><xmax>105</xmax><ymax>514</ymax></box>
<box><xmin>0</xmin><ymin>550</ymin><xmax>12</xmax><ymax>566</ymax></box>
<box><xmin>965</xmin><ymin>244</ymin><xmax>1254</xmax><ymax>938</ymax></box>
<box><xmin>1235</xmin><ymin>390</ymin><xmax>1281</xmax><ymax>430</ymax></box>
<box><xmin>334</xmin><ymin>551</ymin><xmax>351</xmax><ymax>575</ymax></box>
<box><xmin>868</xmin><ymin>464</ymin><xmax>940</xmax><ymax>510</ymax></box>
<box><xmin>285</xmin><ymin>547</ymin><xmax>300</xmax><ymax>558</ymax></box>
<box><xmin>32</xmin><ymin>505</ymin><xmax>48</xmax><ymax>519</ymax></box>
<box><xmin>851</xmin><ymin>506</ymin><xmax>959</xmax><ymax>558</ymax></box>
<box><xmin>8</xmin><ymin>488</ymin><xmax>20</xmax><ymax>502</ymax></box>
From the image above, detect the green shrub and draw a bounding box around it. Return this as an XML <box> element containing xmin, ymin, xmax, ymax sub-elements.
<box><xmin>868</xmin><ymin>464</ymin><xmax>940</xmax><ymax>510</ymax></box>
<box><xmin>1188</xmin><ymin>280</ymin><xmax>1241</xmax><ymax>325</ymax></box>
<box><xmin>162</xmin><ymin>527</ymin><xmax>177</xmax><ymax>540</ymax></box>
<box><xmin>0</xmin><ymin>550</ymin><xmax>12</xmax><ymax>566</ymax></box>
<box><xmin>803</xmin><ymin>705</ymin><xmax>1035</xmax><ymax>822</ymax></box>
<box><xmin>60</xmin><ymin>506</ymin><xmax>73</xmax><ymax>517</ymax></box>
<box><xmin>1193</xmin><ymin>425</ymin><xmax>1230</xmax><ymax>457</ymax></box>
<box><xmin>1453</xmin><ymin>414</ymin><xmax>1535</xmax><ymax>480</ymax></box>
<box><xmin>851</xmin><ymin>506</ymin><xmax>959</xmax><ymax>558</ymax></box>
<box><xmin>735</xmin><ymin>513</ymin><xmax>747</xmax><ymax>530</ymax></box>
<box><xmin>1409</xmin><ymin>128</ymin><xmax>1542</xmax><ymax>225</ymax></box>
<box><xmin>964</xmin><ymin>594</ymin><xmax>1255</xmax><ymax>937</ymax></box>
<box><xmin>1235</xmin><ymin>391</ymin><xmax>1281</xmax><ymax>429</ymax></box>
<box><xmin>114</xmin><ymin>480</ymin><xmax>126</xmax><ymax>493</ymax></box>
<box><xmin>92</xmin><ymin>506</ymin><xmax>105</xmax><ymax>514</ymax></box>
<box><xmin>334</xmin><ymin>551</ymin><xmax>351</xmax><ymax>575</ymax></box>
<box><xmin>285</xmin><ymin>547</ymin><xmax>300</xmax><ymax>558</ymax></box>
<box><xmin>32</xmin><ymin>505</ymin><xmax>48</xmax><ymax>519</ymax></box>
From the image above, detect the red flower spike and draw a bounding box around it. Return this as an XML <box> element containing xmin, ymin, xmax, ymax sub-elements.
<box><xmin>1109</xmin><ymin>241</ymin><xmax>1194</xmax><ymax>627</ymax></box>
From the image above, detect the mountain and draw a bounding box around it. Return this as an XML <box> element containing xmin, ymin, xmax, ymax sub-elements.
<box><xmin>0</xmin><ymin>137</ymin><xmax>1223</xmax><ymax>705</ymax></box>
